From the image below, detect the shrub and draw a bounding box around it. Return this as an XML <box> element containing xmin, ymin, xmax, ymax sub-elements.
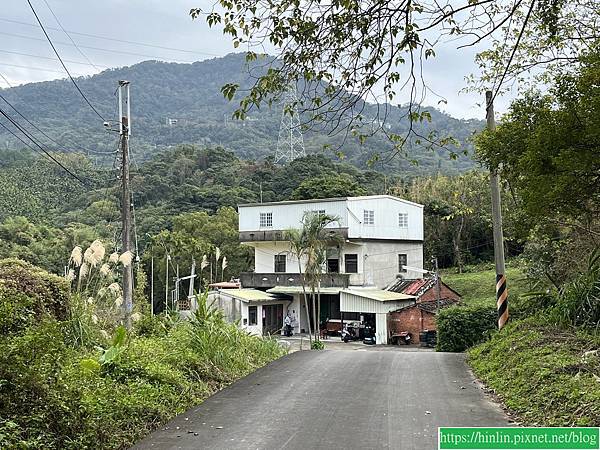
<box><xmin>550</xmin><ymin>249</ymin><xmax>600</xmax><ymax>329</ymax></box>
<box><xmin>0</xmin><ymin>258</ymin><xmax>69</xmax><ymax>334</ymax></box>
<box><xmin>436</xmin><ymin>304</ymin><xmax>498</xmax><ymax>352</ymax></box>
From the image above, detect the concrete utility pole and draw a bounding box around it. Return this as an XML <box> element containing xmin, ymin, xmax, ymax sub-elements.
<box><xmin>150</xmin><ymin>256</ymin><xmax>154</xmax><ymax>316</ymax></box>
<box><xmin>118</xmin><ymin>80</ymin><xmax>133</xmax><ymax>328</ymax></box>
<box><xmin>486</xmin><ymin>91</ymin><xmax>508</xmax><ymax>329</ymax></box>
<box><xmin>433</xmin><ymin>256</ymin><xmax>441</xmax><ymax>312</ymax></box>
<box><xmin>165</xmin><ymin>253</ymin><xmax>170</xmax><ymax>312</ymax></box>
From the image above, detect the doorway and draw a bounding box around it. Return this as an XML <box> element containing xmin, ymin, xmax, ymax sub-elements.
<box><xmin>263</xmin><ymin>304</ymin><xmax>283</xmax><ymax>335</ymax></box>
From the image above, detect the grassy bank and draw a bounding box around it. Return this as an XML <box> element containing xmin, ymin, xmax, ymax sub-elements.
<box><xmin>443</xmin><ymin>265</ymin><xmax>531</xmax><ymax>306</ymax></box>
<box><xmin>468</xmin><ymin>318</ymin><xmax>600</xmax><ymax>426</ymax></box>
<box><xmin>0</xmin><ymin>259</ymin><xmax>286</xmax><ymax>449</ymax></box>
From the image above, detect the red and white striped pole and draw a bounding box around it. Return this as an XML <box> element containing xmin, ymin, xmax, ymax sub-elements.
<box><xmin>486</xmin><ymin>91</ymin><xmax>509</xmax><ymax>329</ymax></box>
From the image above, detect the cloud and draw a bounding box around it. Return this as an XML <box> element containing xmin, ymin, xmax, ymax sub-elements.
<box><xmin>0</xmin><ymin>1</ymin><xmax>515</xmax><ymax>120</ymax></box>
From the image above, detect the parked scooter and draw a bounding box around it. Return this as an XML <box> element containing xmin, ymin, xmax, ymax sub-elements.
<box><xmin>341</xmin><ymin>322</ymin><xmax>361</xmax><ymax>343</ymax></box>
<box><xmin>362</xmin><ymin>324</ymin><xmax>376</xmax><ymax>345</ymax></box>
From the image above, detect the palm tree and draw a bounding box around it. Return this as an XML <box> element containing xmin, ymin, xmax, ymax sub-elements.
<box><xmin>285</xmin><ymin>212</ymin><xmax>341</xmax><ymax>345</ymax></box>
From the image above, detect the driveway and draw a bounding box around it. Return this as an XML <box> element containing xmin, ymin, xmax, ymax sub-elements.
<box><xmin>133</xmin><ymin>350</ymin><xmax>510</xmax><ymax>450</ymax></box>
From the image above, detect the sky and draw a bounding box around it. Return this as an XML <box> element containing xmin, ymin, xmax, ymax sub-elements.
<box><xmin>0</xmin><ymin>0</ymin><xmax>514</xmax><ymax>120</ymax></box>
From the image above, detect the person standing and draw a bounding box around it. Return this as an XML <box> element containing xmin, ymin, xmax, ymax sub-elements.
<box><xmin>283</xmin><ymin>312</ymin><xmax>292</xmax><ymax>336</ymax></box>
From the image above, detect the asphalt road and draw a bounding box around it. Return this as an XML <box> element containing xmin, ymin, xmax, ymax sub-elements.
<box><xmin>133</xmin><ymin>349</ymin><xmax>510</xmax><ymax>450</ymax></box>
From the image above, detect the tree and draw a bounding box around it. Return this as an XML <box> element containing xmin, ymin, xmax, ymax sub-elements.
<box><xmin>291</xmin><ymin>173</ymin><xmax>367</xmax><ymax>200</ymax></box>
<box><xmin>476</xmin><ymin>48</ymin><xmax>600</xmax><ymax>282</ymax></box>
<box><xmin>193</xmin><ymin>1</ymin><xmax>597</xmax><ymax>155</ymax></box>
<box><xmin>285</xmin><ymin>212</ymin><xmax>341</xmax><ymax>345</ymax></box>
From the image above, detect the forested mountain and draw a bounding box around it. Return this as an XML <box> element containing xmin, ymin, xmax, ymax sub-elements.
<box><xmin>0</xmin><ymin>53</ymin><xmax>483</xmax><ymax>174</ymax></box>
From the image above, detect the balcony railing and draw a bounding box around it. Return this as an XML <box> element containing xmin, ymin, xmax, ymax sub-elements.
<box><xmin>239</xmin><ymin>227</ymin><xmax>348</xmax><ymax>243</ymax></box>
<box><xmin>240</xmin><ymin>272</ymin><xmax>350</xmax><ymax>289</ymax></box>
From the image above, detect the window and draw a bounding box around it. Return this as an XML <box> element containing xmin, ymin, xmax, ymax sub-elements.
<box><xmin>398</xmin><ymin>254</ymin><xmax>408</xmax><ymax>273</ymax></box>
<box><xmin>248</xmin><ymin>306</ymin><xmax>257</xmax><ymax>325</ymax></box>
<box><xmin>345</xmin><ymin>254</ymin><xmax>358</xmax><ymax>273</ymax></box>
<box><xmin>259</xmin><ymin>212</ymin><xmax>272</xmax><ymax>228</ymax></box>
<box><xmin>327</xmin><ymin>258</ymin><xmax>339</xmax><ymax>273</ymax></box>
<box><xmin>274</xmin><ymin>254</ymin><xmax>286</xmax><ymax>273</ymax></box>
<box><xmin>363</xmin><ymin>210</ymin><xmax>375</xmax><ymax>225</ymax></box>
<box><xmin>398</xmin><ymin>212</ymin><xmax>409</xmax><ymax>228</ymax></box>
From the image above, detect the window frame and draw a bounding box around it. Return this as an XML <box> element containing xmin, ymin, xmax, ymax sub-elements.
<box><xmin>259</xmin><ymin>212</ymin><xmax>273</xmax><ymax>228</ymax></box>
<box><xmin>344</xmin><ymin>253</ymin><xmax>359</xmax><ymax>274</ymax></box>
<box><xmin>398</xmin><ymin>212</ymin><xmax>409</xmax><ymax>228</ymax></box>
<box><xmin>398</xmin><ymin>254</ymin><xmax>408</xmax><ymax>273</ymax></box>
<box><xmin>363</xmin><ymin>209</ymin><xmax>375</xmax><ymax>225</ymax></box>
<box><xmin>274</xmin><ymin>254</ymin><xmax>287</xmax><ymax>273</ymax></box>
<box><xmin>248</xmin><ymin>305</ymin><xmax>258</xmax><ymax>325</ymax></box>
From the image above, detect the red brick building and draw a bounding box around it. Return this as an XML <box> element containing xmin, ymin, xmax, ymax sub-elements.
<box><xmin>386</xmin><ymin>278</ymin><xmax>461</xmax><ymax>344</ymax></box>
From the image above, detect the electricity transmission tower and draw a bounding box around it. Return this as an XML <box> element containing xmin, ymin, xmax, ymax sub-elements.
<box><xmin>274</xmin><ymin>87</ymin><xmax>306</xmax><ymax>163</ymax></box>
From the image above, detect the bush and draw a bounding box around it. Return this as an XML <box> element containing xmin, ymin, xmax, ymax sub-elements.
<box><xmin>550</xmin><ymin>250</ymin><xmax>600</xmax><ymax>329</ymax></box>
<box><xmin>436</xmin><ymin>304</ymin><xmax>499</xmax><ymax>352</ymax></box>
<box><xmin>0</xmin><ymin>258</ymin><xmax>69</xmax><ymax>334</ymax></box>
<box><xmin>0</xmin><ymin>285</ymin><xmax>287</xmax><ymax>449</ymax></box>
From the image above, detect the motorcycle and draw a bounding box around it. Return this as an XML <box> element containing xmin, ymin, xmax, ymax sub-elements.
<box><xmin>341</xmin><ymin>322</ymin><xmax>361</xmax><ymax>343</ymax></box>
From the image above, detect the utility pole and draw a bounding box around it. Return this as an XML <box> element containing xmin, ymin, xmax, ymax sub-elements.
<box><xmin>118</xmin><ymin>80</ymin><xmax>133</xmax><ymax>328</ymax></box>
<box><xmin>150</xmin><ymin>255</ymin><xmax>154</xmax><ymax>316</ymax></box>
<box><xmin>165</xmin><ymin>253</ymin><xmax>170</xmax><ymax>313</ymax></box>
<box><xmin>486</xmin><ymin>91</ymin><xmax>508</xmax><ymax>330</ymax></box>
<box><xmin>433</xmin><ymin>256</ymin><xmax>441</xmax><ymax>312</ymax></box>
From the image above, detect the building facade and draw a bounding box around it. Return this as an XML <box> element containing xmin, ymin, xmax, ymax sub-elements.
<box><xmin>218</xmin><ymin>195</ymin><xmax>425</xmax><ymax>344</ymax></box>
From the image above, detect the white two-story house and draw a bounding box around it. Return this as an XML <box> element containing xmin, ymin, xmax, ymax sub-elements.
<box><xmin>212</xmin><ymin>195</ymin><xmax>424</xmax><ymax>344</ymax></box>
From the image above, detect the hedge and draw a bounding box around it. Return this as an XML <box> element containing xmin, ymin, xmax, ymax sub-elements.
<box><xmin>436</xmin><ymin>304</ymin><xmax>498</xmax><ymax>352</ymax></box>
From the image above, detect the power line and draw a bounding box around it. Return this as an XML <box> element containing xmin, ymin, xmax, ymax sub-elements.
<box><xmin>0</xmin><ymin>106</ymin><xmax>87</xmax><ymax>184</ymax></box>
<box><xmin>0</xmin><ymin>72</ymin><xmax>12</xmax><ymax>88</ymax></box>
<box><xmin>0</xmin><ymin>16</ymin><xmax>219</xmax><ymax>57</ymax></box>
<box><xmin>0</xmin><ymin>31</ymin><xmax>200</xmax><ymax>64</ymax></box>
<box><xmin>0</xmin><ymin>60</ymin><xmax>87</xmax><ymax>75</ymax></box>
<box><xmin>26</xmin><ymin>0</ymin><xmax>106</xmax><ymax>121</ymax></box>
<box><xmin>0</xmin><ymin>48</ymin><xmax>110</xmax><ymax>69</ymax></box>
<box><xmin>0</xmin><ymin>89</ymin><xmax>109</xmax><ymax>156</ymax></box>
<box><xmin>40</xmin><ymin>0</ymin><xmax>103</xmax><ymax>72</ymax></box>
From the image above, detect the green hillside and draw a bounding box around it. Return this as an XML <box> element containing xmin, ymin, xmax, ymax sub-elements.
<box><xmin>0</xmin><ymin>53</ymin><xmax>483</xmax><ymax>174</ymax></box>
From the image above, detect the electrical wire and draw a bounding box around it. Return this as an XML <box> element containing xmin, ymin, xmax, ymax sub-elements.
<box><xmin>0</xmin><ymin>31</ymin><xmax>199</xmax><ymax>64</ymax></box>
<box><xmin>40</xmin><ymin>0</ymin><xmax>103</xmax><ymax>72</ymax></box>
<box><xmin>26</xmin><ymin>0</ymin><xmax>106</xmax><ymax>121</ymax></box>
<box><xmin>0</xmin><ymin>49</ymin><xmax>109</xmax><ymax>69</ymax></box>
<box><xmin>0</xmin><ymin>72</ymin><xmax>12</xmax><ymax>88</ymax></box>
<box><xmin>0</xmin><ymin>90</ymin><xmax>97</xmax><ymax>155</ymax></box>
<box><xmin>0</xmin><ymin>106</ymin><xmax>87</xmax><ymax>184</ymax></box>
<box><xmin>0</xmin><ymin>16</ymin><xmax>219</xmax><ymax>57</ymax></box>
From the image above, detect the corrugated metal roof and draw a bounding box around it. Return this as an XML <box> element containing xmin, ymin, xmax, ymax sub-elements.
<box><xmin>267</xmin><ymin>286</ymin><xmax>343</xmax><ymax>295</ymax></box>
<box><xmin>218</xmin><ymin>289</ymin><xmax>274</xmax><ymax>302</ymax></box>
<box><xmin>341</xmin><ymin>288</ymin><xmax>415</xmax><ymax>302</ymax></box>
<box><xmin>238</xmin><ymin>194</ymin><xmax>423</xmax><ymax>208</ymax></box>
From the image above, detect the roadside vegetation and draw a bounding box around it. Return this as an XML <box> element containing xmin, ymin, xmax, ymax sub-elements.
<box><xmin>0</xmin><ymin>257</ymin><xmax>285</xmax><ymax>449</ymax></box>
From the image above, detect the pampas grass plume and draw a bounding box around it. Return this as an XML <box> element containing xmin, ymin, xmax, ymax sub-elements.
<box><xmin>119</xmin><ymin>251</ymin><xmax>133</xmax><ymax>267</ymax></box>
<box><xmin>79</xmin><ymin>263</ymin><xmax>89</xmax><ymax>279</ymax></box>
<box><xmin>109</xmin><ymin>252</ymin><xmax>119</xmax><ymax>264</ymax></box>
<box><xmin>99</xmin><ymin>263</ymin><xmax>111</xmax><ymax>276</ymax></box>
<box><xmin>70</xmin><ymin>246</ymin><xmax>83</xmax><ymax>267</ymax></box>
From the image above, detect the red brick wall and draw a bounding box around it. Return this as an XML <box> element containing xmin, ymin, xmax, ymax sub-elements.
<box><xmin>418</xmin><ymin>283</ymin><xmax>460</xmax><ymax>303</ymax></box>
<box><xmin>388</xmin><ymin>307</ymin><xmax>436</xmax><ymax>343</ymax></box>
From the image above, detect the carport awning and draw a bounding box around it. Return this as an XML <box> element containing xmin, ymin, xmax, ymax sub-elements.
<box><xmin>341</xmin><ymin>288</ymin><xmax>415</xmax><ymax>302</ymax></box>
<box><xmin>217</xmin><ymin>288</ymin><xmax>275</xmax><ymax>302</ymax></box>
<box><xmin>340</xmin><ymin>289</ymin><xmax>416</xmax><ymax>314</ymax></box>
<box><xmin>267</xmin><ymin>286</ymin><xmax>343</xmax><ymax>295</ymax></box>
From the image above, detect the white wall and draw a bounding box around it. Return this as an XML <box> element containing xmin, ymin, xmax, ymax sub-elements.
<box><xmin>239</xmin><ymin>195</ymin><xmax>424</xmax><ymax>243</ymax></box>
<box><xmin>346</xmin><ymin>196</ymin><xmax>423</xmax><ymax>241</ymax></box>
<box><xmin>239</xmin><ymin>199</ymin><xmax>348</xmax><ymax>232</ymax></box>
<box><xmin>251</xmin><ymin>240</ymin><xmax>423</xmax><ymax>288</ymax></box>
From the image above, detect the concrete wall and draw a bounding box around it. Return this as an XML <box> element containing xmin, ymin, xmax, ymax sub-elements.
<box><xmin>250</xmin><ymin>240</ymin><xmax>424</xmax><ymax>289</ymax></box>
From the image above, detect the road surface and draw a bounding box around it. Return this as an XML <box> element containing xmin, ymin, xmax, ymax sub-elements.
<box><xmin>133</xmin><ymin>349</ymin><xmax>510</xmax><ymax>450</ymax></box>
